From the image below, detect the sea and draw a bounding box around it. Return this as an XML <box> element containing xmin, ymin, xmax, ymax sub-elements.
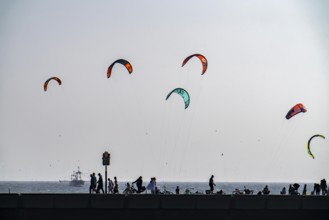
<box><xmin>0</xmin><ymin>181</ymin><xmax>313</xmax><ymax>195</ymax></box>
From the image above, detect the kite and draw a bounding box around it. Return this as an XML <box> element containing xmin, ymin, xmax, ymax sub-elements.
<box><xmin>107</xmin><ymin>59</ymin><xmax>133</xmax><ymax>78</ymax></box>
<box><xmin>182</xmin><ymin>54</ymin><xmax>208</xmax><ymax>75</ymax></box>
<box><xmin>285</xmin><ymin>103</ymin><xmax>307</xmax><ymax>119</ymax></box>
<box><xmin>307</xmin><ymin>135</ymin><xmax>325</xmax><ymax>159</ymax></box>
<box><xmin>44</xmin><ymin>77</ymin><xmax>62</xmax><ymax>91</ymax></box>
<box><xmin>166</xmin><ymin>88</ymin><xmax>190</xmax><ymax>109</ymax></box>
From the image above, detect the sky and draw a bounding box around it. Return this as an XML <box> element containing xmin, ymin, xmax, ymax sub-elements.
<box><xmin>0</xmin><ymin>0</ymin><xmax>329</xmax><ymax>182</ymax></box>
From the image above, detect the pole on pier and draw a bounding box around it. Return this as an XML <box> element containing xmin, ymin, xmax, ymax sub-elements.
<box><xmin>102</xmin><ymin>151</ymin><xmax>110</xmax><ymax>194</ymax></box>
<box><xmin>105</xmin><ymin>165</ymin><xmax>107</xmax><ymax>194</ymax></box>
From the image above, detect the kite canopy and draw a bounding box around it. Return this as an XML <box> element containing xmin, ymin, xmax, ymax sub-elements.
<box><xmin>44</xmin><ymin>77</ymin><xmax>62</xmax><ymax>91</ymax></box>
<box><xmin>307</xmin><ymin>134</ymin><xmax>325</xmax><ymax>159</ymax></box>
<box><xmin>182</xmin><ymin>54</ymin><xmax>208</xmax><ymax>75</ymax></box>
<box><xmin>285</xmin><ymin>103</ymin><xmax>307</xmax><ymax>119</ymax></box>
<box><xmin>166</xmin><ymin>88</ymin><xmax>190</xmax><ymax>109</ymax></box>
<box><xmin>107</xmin><ymin>59</ymin><xmax>133</xmax><ymax>78</ymax></box>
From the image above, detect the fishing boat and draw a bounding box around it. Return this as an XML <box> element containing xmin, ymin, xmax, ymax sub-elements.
<box><xmin>59</xmin><ymin>167</ymin><xmax>85</xmax><ymax>186</ymax></box>
<box><xmin>69</xmin><ymin>167</ymin><xmax>84</xmax><ymax>187</ymax></box>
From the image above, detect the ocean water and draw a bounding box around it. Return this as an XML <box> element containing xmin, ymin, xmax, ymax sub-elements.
<box><xmin>0</xmin><ymin>181</ymin><xmax>313</xmax><ymax>195</ymax></box>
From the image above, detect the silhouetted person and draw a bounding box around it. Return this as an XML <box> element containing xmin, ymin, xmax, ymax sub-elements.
<box><xmin>302</xmin><ymin>184</ymin><xmax>307</xmax><ymax>195</ymax></box>
<box><xmin>96</xmin><ymin>173</ymin><xmax>104</xmax><ymax>193</ymax></box>
<box><xmin>89</xmin><ymin>174</ymin><xmax>96</xmax><ymax>194</ymax></box>
<box><xmin>244</xmin><ymin>186</ymin><xmax>252</xmax><ymax>195</ymax></box>
<box><xmin>314</xmin><ymin>183</ymin><xmax>321</xmax><ymax>195</ymax></box>
<box><xmin>132</xmin><ymin>176</ymin><xmax>145</xmax><ymax>193</ymax></box>
<box><xmin>320</xmin><ymin>179</ymin><xmax>327</xmax><ymax>195</ymax></box>
<box><xmin>108</xmin><ymin>178</ymin><xmax>114</xmax><ymax>194</ymax></box>
<box><xmin>262</xmin><ymin>185</ymin><xmax>270</xmax><ymax>195</ymax></box>
<box><xmin>175</xmin><ymin>186</ymin><xmax>180</xmax><ymax>194</ymax></box>
<box><xmin>292</xmin><ymin>183</ymin><xmax>300</xmax><ymax>195</ymax></box>
<box><xmin>209</xmin><ymin>175</ymin><xmax>216</xmax><ymax>193</ymax></box>
<box><xmin>113</xmin><ymin>176</ymin><xmax>119</xmax><ymax>194</ymax></box>
<box><xmin>147</xmin><ymin>177</ymin><xmax>156</xmax><ymax>194</ymax></box>
<box><xmin>280</xmin><ymin>187</ymin><xmax>286</xmax><ymax>195</ymax></box>
<box><xmin>123</xmin><ymin>182</ymin><xmax>134</xmax><ymax>195</ymax></box>
<box><xmin>289</xmin><ymin>184</ymin><xmax>298</xmax><ymax>195</ymax></box>
<box><xmin>155</xmin><ymin>186</ymin><xmax>160</xmax><ymax>195</ymax></box>
<box><xmin>91</xmin><ymin>173</ymin><xmax>97</xmax><ymax>193</ymax></box>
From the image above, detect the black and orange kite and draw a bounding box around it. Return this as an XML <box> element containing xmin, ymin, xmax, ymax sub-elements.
<box><xmin>107</xmin><ymin>59</ymin><xmax>133</xmax><ymax>78</ymax></box>
<box><xmin>182</xmin><ymin>54</ymin><xmax>208</xmax><ymax>75</ymax></box>
<box><xmin>285</xmin><ymin>103</ymin><xmax>307</xmax><ymax>119</ymax></box>
<box><xmin>44</xmin><ymin>77</ymin><xmax>62</xmax><ymax>91</ymax></box>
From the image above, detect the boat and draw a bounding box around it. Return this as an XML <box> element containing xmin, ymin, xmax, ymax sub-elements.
<box><xmin>59</xmin><ymin>167</ymin><xmax>85</xmax><ymax>186</ymax></box>
<box><xmin>69</xmin><ymin>167</ymin><xmax>85</xmax><ymax>187</ymax></box>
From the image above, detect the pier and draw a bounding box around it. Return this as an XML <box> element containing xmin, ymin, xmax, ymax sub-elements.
<box><xmin>1</xmin><ymin>194</ymin><xmax>329</xmax><ymax>220</ymax></box>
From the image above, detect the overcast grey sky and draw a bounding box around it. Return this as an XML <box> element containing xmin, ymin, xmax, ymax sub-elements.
<box><xmin>1</xmin><ymin>0</ymin><xmax>328</xmax><ymax>182</ymax></box>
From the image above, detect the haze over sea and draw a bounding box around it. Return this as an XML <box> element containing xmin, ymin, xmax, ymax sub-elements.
<box><xmin>0</xmin><ymin>181</ymin><xmax>313</xmax><ymax>195</ymax></box>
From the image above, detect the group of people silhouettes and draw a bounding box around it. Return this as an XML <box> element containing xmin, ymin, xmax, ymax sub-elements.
<box><xmin>89</xmin><ymin>173</ymin><xmax>118</xmax><ymax>194</ymax></box>
<box><xmin>124</xmin><ymin>176</ymin><xmax>158</xmax><ymax>194</ymax></box>
<box><xmin>279</xmin><ymin>179</ymin><xmax>328</xmax><ymax>196</ymax></box>
<box><xmin>89</xmin><ymin>174</ymin><xmax>157</xmax><ymax>194</ymax></box>
<box><xmin>89</xmin><ymin>174</ymin><xmax>328</xmax><ymax>196</ymax></box>
<box><xmin>311</xmin><ymin>178</ymin><xmax>327</xmax><ymax>195</ymax></box>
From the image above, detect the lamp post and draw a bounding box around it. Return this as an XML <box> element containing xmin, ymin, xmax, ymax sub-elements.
<box><xmin>102</xmin><ymin>151</ymin><xmax>110</xmax><ymax>194</ymax></box>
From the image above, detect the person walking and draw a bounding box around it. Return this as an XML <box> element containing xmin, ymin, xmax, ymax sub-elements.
<box><xmin>320</xmin><ymin>179</ymin><xmax>327</xmax><ymax>195</ymax></box>
<box><xmin>313</xmin><ymin>183</ymin><xmax>321</xmax><ymax>195</ymax></box>
<box><xmin>302</xmin><ymin>184</ymin><xmax>307</xmax><ymax>195</ymax></box>
<box><xmin>113</xmin><ymin>176</ymin><xmax>119</xmax><ymax>194</ymax></box>
<box><xmin>209</xmin><ymin>175</ymin><xmax>216</xmax><ymax>194</ymax></box>
<box><xmin>89</xmin><ymin>174</ymin><xmax>95</xmax><ymax>194</ymax></box>
<box><xmin>288</xmin><ymin>184</ymin><xmax>293</xmax><ymax>195</ymax></box>
<box><xmin>96</xmin><ymin>173</ymin><xmax>104</xmax><ymax>194</ymax></box>
<box><xmin>147</xmin><ymin>177</ymin><xmax>156</xmax><ymax>194</ymax></box>
<box><xmin>91</xmin><ymin>173</ymin><xmax>97</xmax><ymax>193</ymax></box>
<box><xmin>132</xmin><ymin>176</ymin><xmax>145</xmax><ymax>193</ymax></box>
<box><xmin>108</xmin><ymin>178</ymin><xmax>114</xmax><ymax>194</ymax></box>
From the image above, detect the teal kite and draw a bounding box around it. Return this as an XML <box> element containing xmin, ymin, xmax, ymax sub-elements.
<box><xmin>166</xmin><ymin>88</ymin><xmax>190</xmax><ymax>109</ymax></box>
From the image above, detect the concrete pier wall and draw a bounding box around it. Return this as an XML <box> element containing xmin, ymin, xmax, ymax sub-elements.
<box><xmin>1</xmin><ymin>194</ymin><xmax>328</xmax><ymax>220</ymax></box>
